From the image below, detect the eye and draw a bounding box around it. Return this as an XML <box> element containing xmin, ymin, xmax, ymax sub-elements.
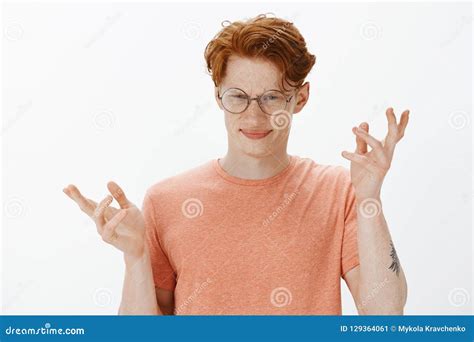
<box><xmin>230</xmin><ymin>94</ymin><xmax>247</xmax><ymax>100</ymax></box>
<box><xmin>262</xmin><ymin>94</ymin><xmax>283</xmax><ymax>102</ymax></box>
<box><xmin>267</xmin><ymin>95</ymin><xmax>278</xmax><ymax>100</ymax></box>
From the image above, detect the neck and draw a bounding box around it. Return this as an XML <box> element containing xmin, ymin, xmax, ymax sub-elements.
<box><xmin>218</xmin><ymin>150</ymin><xmax>291</xmax><ymax>180</ymax></box>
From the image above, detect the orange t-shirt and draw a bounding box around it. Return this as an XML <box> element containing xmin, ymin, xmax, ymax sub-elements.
<box><xmin>142</xmin><ymin>155</ymin><xmax>359</xmax><ymax>315</ymax></box>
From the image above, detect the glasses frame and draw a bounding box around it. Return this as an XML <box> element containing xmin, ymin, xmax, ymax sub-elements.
<box><xmin>217</xmin><ymin>87</ymin><xmax>298</xmax><ymax>115</ymax></box>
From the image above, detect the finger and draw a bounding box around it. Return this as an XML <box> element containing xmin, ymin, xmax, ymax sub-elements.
<box><xmin>386</xmin><ymin>107</ymin><xmax>397</xmax><ymax>125</ymax></box>
<box><xmin>397</xmin><ymin>110</ymin><xmax>410</xmax><ymax>140</ymax></box>
<box><xmin>63</xmin><ymin>184</ymin><xmax>95</xmax><ymax>216</ymax></box>
<box><xmin>107</xmin><ymin>181</ymin><xmax>132</xmax><ymax>209</ymax></box>
<box><xmin>101</xmin><ymin>210</ymin><xmax>128</xmax><ymax>243</ymax></box>
<box><xmin>341</xmin><ymin>151</ymin><xmax>377</xmax><ymax>172</ymax></box>
<box><xmin>385</xmin><ymin>107</ymin><xmax>399</xmax><ymax>147</ymax></box>
<box><xmin>87</xmin><ymin>198</ymin><xmax>119</xmax><ymax>220</ymax></box>
<box><xmin>353</xmin><ymin>128</ymin><xmax>386</xmax><ymax>162</ymax></box>
<box><xmin>354</xmin><ymin>127</ymin><xmax>382</xmax><ymax>149</ymax></box>
<box><xmin>354</xmin><ymin>122</ymin><xmax>368</xmax><ymax>154</ymax></box>
<box><xmin>93</xmin><ymin>195</ymin><xmax>113</xmax><ymax>232</ymax></box>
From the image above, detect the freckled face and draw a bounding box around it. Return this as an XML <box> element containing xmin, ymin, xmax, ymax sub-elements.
<box><xmin>215</xmin><ymin>56</ymin><xmax>298</xmax><ymax>158</ymax></box>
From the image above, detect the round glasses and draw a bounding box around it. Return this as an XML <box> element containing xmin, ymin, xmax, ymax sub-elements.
<box><xmin>217</xmin><ymin>88</ymin><xmax>296</xmax><ymax>115</ymax></box>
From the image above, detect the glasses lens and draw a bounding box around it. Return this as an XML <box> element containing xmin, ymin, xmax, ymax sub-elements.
<box><xmin>222</xmin><ymin>88</ymin><xmax>248</xmax><ymax>113</ymax></box>
<box><xmin>260</xmin><ymin>90</ymin><xmax>288</xmax><ymax>114</ymax></box>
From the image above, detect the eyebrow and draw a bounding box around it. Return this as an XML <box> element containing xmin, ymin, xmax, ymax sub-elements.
<box><xmin>220</xmin><ymin>87</ymin><xmax>287</xmax><ymax>95</ymax></box>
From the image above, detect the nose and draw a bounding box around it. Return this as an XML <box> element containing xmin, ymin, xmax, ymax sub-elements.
<box><xmin>240</xmin><ymin>100</ymin><xmax>269</xmax><ymax>129</ymax></box>
<box><xmin>244</xmin><ymin>98</ymin><xmax>266</xmax><ymax>117</ymax></box>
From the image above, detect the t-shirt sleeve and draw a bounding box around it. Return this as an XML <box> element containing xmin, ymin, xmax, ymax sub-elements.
<box><xmin>142</xmin><ymin>192</ymin><xmax>177</xmax><ymax>291</ymax></box>
<box><xmin>340</xmin><ymin>169</ymin><xmax>360</xmax><ymax>278</ymax></box>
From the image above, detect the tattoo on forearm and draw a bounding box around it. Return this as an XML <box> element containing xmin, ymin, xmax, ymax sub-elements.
<box><xmin>388</xmin><ymin>241</ymin><xmax>400</xmax><ymax>276</ymax></box>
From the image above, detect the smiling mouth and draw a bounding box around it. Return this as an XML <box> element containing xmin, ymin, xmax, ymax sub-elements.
<box><xmin>239</xmin><ymin>129</ymin><xmax>273</xmax><ymax>140</ymax></box>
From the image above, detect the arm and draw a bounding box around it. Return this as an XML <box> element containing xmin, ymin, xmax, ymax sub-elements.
<box><xmin>118</xmin><ymin>250</ymin><xmax>175</xmax><ymax>315</ymax></box>
<box><xmin>118</xmin><ymin>248</ymin><xmax>163</xmax><ymax>315</ymax></box>
<box><xmin>341</xmin><ymin>107</ymin><xmax>410</xmax><ymax>315</ymax></box>
<box><xmin>344</xmin><ymin>198</ymin><xmax>407</xmax><ymax>314</ymax></box>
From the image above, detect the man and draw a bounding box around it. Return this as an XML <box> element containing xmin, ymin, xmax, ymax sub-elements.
<box><xmin>63</xmin><ymin>14</ymin><xmax>409</xmax><ymax>315</ymax></box>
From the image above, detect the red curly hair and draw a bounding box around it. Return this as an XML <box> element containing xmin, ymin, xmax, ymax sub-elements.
<box><xmin>204</xmin><ymin>14</ymin><xmax>316</xmax><ymax>91</ymax></box>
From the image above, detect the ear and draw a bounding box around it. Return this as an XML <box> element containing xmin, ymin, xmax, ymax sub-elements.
<box><xmin>214</xmin><ymin>86</ymin><xmax>224</xmax><ymax>110</ymax></box>
<box><xmin>292</xmin><ymin>82</ymin><xmax>310</xmax><ymax>114</ymax></box>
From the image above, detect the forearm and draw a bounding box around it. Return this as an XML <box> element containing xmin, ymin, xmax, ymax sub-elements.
<box><xmin>118</xmin><ymin>247</ymin><xmax>162</xmax><ymax>315</ymax></box>
<box><xmin>355</xmin><ymin>196</ymin><xmax>408</xmax><ymax>315</ymax></box>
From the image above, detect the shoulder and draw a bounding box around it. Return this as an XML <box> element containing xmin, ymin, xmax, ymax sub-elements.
<box><xmin>144</xmin><ymin>159</ymin><xmax>215</xmax><ymax>202</ymax></box>
<box><xmin>293</xmin><ymin>155</ymin><xmax>351</xmax><ymax>187</ymax></box>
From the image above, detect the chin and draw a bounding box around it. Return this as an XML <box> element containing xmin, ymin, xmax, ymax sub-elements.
<box><xmin>238</xmin><ymin>143</ymin><xmax>274</xmax><ymax>158</ymax></box>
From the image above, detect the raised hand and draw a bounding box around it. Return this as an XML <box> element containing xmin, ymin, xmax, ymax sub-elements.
<box><xmin>63</xmin><ymin>182</ymin><xmax>146</xmax><ymax>259</ymax></box>
<box><xmin>341</xmin><ymin>107</ymin><xmax>410</xmax><ymax>199</ymax></box>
